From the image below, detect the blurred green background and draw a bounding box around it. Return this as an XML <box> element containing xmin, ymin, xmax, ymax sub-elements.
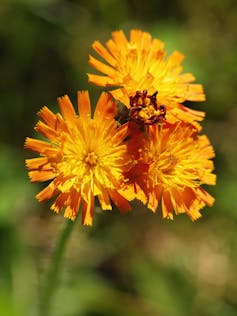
<box><xmin>0</xmin><ymin>0</ymin><xmax>237</xmax><ymax>315</ymax></box>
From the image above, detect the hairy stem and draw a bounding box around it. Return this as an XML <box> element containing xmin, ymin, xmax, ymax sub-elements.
<box><xmin>39</xmin><ymin>219</ymin><xmax>75</xmax><ymax>316</ymax></box>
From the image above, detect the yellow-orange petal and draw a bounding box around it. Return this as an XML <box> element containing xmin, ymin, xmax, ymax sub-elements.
<box><xmin>35</xmin><ymin>121</ymin><xmax>58</xmax><ymax>140</ymax></box>
<box><xmin>111</xmin><ymin>30</ymin><xmax>128</xmax><ymax>47</ymax></box>
<box><xmin>89</xmin><ymin>55</ymin><xmax>116</xmax><ymax>77</ymax></box>
<box><xmin>25</xmin><ymin>137</ymin><xmax>58</xmax><ymax>156</ymax></box>
<box><xmin>36</xmin><ymin>183</ymin><xmax>58</xmax><ymax>202</ymax></box>
<box><xmin>57</xmin><ymin>95</ymin><xmax>76</xmax><ymax>122</ymax></box>
<box><xmin>37</xmin><ymin>106</ymin><xmax>57</xmax><ymax>127</ymax></box>
<box><xmin>161</xmin><ymin>191</ymin><xmax>174</xmax><ymax>220</ymax></box>
<box><xmin>29</xmin><ymin>170</ymin><xmax>56</xmax><ymax>182</ymax></box>
<box><xmin>25</xmin><ymin>157</ymin><xmax>49</xmax><ymax>170</ymax></box>
<box><xmin>51</xmin><ymin>192</ymin><xmax>70</xmax><ymax>213</ymax></box>
<box><xmin>77</xmin><ymin>90</ymin><xmax>91</xmax><ymax>118</ymax></box>
<box><xmin>98</xmin><ymin>187</ymin><xmax>112</xmax><ymax>210</ymax></box>
<box><xmin>148</xmin><ymin>184</ymin><xmax>163</xmax><ymax>213</ymax></box>
<box><xmin>108</xmin><ymin>189</ymin><xmax>131</xmax><ymax>213</ymax></box>
<box><xmin>94</xmin><ymin>92</ymin><xmax>117</xmax><ymax>121</ymax></box>
<box><xmin>82</xmin><ymin>189</ymin><xmax>94</xmax><ymax>226</ymax></box>
<box><xmin>92</xmin><ymin>40</ymin><xmax>117</xmax><ymax>67</ymax></box>
<box><xmin>196</xmin><ymin>187</ymin><xmax>215</xmax><ymax>206</ymax></box>
<box><xmin>186</xmin><ymin>84</ymin><xmax>206</xmax><ymax>102</ymax></box>
<box><xmin>64</xmin><ymin>205</ymin><xmax>77</xmax><ymax>221</ymax></box>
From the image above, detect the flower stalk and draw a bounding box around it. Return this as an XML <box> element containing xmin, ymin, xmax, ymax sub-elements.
<box><xmin>39</xmin><ymin>219</ymin><xmax>75</xmax><ymax>316</ymax></box>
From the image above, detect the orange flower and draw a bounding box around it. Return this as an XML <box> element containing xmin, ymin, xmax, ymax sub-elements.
<box><xmin>25</xmin><ymin>91</ymin><xmax>134</xmax><ymax>225</ymax></box>
<box><xmin>126</xmin><ymin>122</ymin><xmax>216</xmax><ymax>220</ymax></box>
<box><xmin>88</xmin><ymin>29</ymin><xmax>205</xmax><ymax>126</ymax></box>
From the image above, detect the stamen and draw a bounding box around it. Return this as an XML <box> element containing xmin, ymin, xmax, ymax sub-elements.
<box><xmin>129</xmin><ymin>90</ymin><xmax>166</xmax><ymax>125</ymax></box>
<box><xmin>84</xmin><ymin>152</ymin><xmax>98</xmax><ymax>166</ymax></box>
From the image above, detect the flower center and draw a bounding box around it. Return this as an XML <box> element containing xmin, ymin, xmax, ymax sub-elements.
<box><xmin>84</xmin><ymin>152</ymin><xmax>98</xmax><ymax>167</ymax></box>
<box><xmin>129</xmin><ymin>90</ymin><xmax>166</xmax><ymax>125</ymax></box>
<box><xmin>158</xmin><ymin>153</ymin><xmax>178</xmax><ymax>173</ymax></box>
<box><xmin>149</xmin><ymin>152</ymin><xmax>178</xmax><ymax>186</ymax></box>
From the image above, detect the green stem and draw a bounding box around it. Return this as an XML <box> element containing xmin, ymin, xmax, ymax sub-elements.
<box><xmin>39</xmin><ymin>219</ymin><xmax>75</xmax><ymax>316</ymax></box>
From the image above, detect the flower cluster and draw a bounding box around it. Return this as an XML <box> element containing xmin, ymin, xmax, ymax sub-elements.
<box><xmin>25</xmin><ymin>29</ymin><xmax>216</xmax><ymax>225</ymax></box>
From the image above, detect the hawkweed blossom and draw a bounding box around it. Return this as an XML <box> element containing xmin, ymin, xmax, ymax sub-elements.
<box><xmin>25</xmin><ymin>91</ymin><xmax>134</xmax><ymax>225</ymax></box>
<box><xmin>88</xmin><ymin>29</ymin><xmax>206</xmax><ymax>126</ymax></box>
<box><xmin>25</xmin><ymin>29</ymin><xmax>216</xmax><ymax>225</ymax></box>
<box><xmin>125</xmin><ymin>122</ymin><xmax>216</xmax><ymax>221</ymax></box>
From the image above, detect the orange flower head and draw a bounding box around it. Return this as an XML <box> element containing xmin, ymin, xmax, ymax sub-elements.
<box><xmin>88</xmin><ymin>29</ymin><xmax>206</xmax><ymax>126</ymax></box>
<box><xmin>127</xmin><ymin>122</ymin><xmax>216</xmax><ymax>220</ymax></box>
<box><xmin>25</xmin><ymin>91</ymin><xmax>134</xmax><ymax>225</ymax></box>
